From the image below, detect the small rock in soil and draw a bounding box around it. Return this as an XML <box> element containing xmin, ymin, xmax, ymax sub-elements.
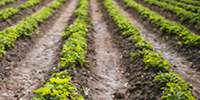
<box><xmin>113</xmin><ymin>90</ymin><xmax>125</xmax><ymax>99</ymax></box>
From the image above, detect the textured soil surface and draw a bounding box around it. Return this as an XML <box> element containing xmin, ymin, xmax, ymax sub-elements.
<box><xmin>115</xmin><ymin>0</ymin><xmax>200</xmax><ymax>99</ymax></box>
<box><xmin>0</xmin><ymin>0</ymin><xmax>200</xmax><ymax>99</ymax></box>
<box><xmin>67</xmin><ymin>0</ymin><xmax>163</xmax><ymax>99</ymax></box>
<box><xmin>0</xmin><ymin>0</ymin><xmax>78</xmax><ymax>99</ymax></box>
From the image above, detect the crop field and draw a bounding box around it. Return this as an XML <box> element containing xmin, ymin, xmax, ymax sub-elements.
<box><xmin>0</xmin><ymin>0</ymin><xmax>200</xmax><ymax>99</ymax></box>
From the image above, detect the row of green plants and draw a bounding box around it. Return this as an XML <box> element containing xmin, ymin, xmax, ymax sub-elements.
<box><xmin>0</xmin><ymin>0</ymin><xmax>14</xmax><ymax>7</ymax></box>
<box><xmin>142</xmin><ymin>0</ymin><xmax>200</xmax><ymax>30</ymax></box>
<box><xmin>0</xmin><ymin>0</ymin><xmax>41</xmax><ymax>20</ymax></box>
<box><xmin>59</xmin><ymin>0</ymin><xmax>90</xmax><ymax>68</ymax></box>
<box><xmin>124</xmin><ymin>0</ymin><xmax>200</xmax><ymax>47</ymax></box>
<box><xmin>33</xmin><ymin>71</ymin><xmax>84</xmax><ymax>100</ymax></box>
<box><xmin>104</xmin><ymin>0</ymin><xmax>196</xmax><ymax>99</ymax></box>
<box><xmin>19</xmin><ymin>0</ymin><xmax>40</xmax><ymax>9</ymax></box>
<box><xmin>0</xmin><ymin>0</ymin><xmax>64</xmax><ymax>59</ymax></box>
<box><xmin>158</xmin><ymin>0</ymin><xmax>200</xmax><ymax>12</ymax></box>
<box><xmin>176</xmin><ymin>0</ymin><xmax>200</xmax><ymax>6</ymax></box>
<box><xmin>33</xmin><ymin>0</ymin><xmax>90</xmax><ymax>99</ymax></box>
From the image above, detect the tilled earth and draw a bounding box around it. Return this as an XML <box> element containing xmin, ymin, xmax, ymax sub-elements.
<box><xmin>0</xmin><ymin>0</ymin><xmax>199</xmax><ymax>99</ymax></box>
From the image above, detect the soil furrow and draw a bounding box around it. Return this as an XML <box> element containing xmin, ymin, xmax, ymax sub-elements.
<box><xmin>67</xmin><ymin>0</ymin><xmax>129</xmax><ymax>99</ymax></box>
<box><xmin>0</xmin><ymin>0</ymin><xmax>66</xmax><ymax>85</ymax></box>
<box><xmin>68</xmin><ymin>0</ymin><xmax>162</xmax><ymax>99</ymax></box>
<box><xmin>0</xmin><ymin>0</ymin><xmax>55</xmax><ymax>31</ymax></box>
<box><xmin>85</xmin><ymin>0</ymin><xmax>128</xmax><ymax>99</ymax></box>
<box><xmin>0</xmin><ymin>0</ymin><xmax>79</xmax><ymax>99</ymax></box>
<box><xmin>113</xmin><ymin>0</ymin><xmax>200</xmax><ymax>98</ymax></box>
<box><xmin>98</xmin><ymin>0</ymin><xmax>163</xmax><ymax>99</ymax></box>
<box><xmin>133</xmin><ymin>0</ymin><xmax>200</xmax><ymax>36</ymax></box>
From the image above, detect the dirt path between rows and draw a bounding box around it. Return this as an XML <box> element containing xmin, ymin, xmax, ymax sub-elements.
<box><xmin>0</xmin><ymin>0</ymin><xmax>79</xmax><ymax>99</ymax></box>
<box><xmin>112</xmin><ymin>0</ymin><xmax>200</xmax><ymax>98</ymax></box>
<box><xmin>87</xmin><ymin>0</ymin><xmax>128</xmax><ymax>99</ymax></box>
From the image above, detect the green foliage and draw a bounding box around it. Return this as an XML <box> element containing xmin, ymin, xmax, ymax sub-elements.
<box><xmin>59</xmin><ymin>0</ymin><xmax>90</xmax><ymax>68</ymax></box>
<box><xmin>0</xmin><ymin>8</ymin><xmax>18</xmax><ymax>20</ymax></box>
<box><xmin>0</xmin><ymin>0</ymin><xmax>14</xmax><ymax>7</ymax></box>
<box><xmin>154</xmin><ymin>72</ymin><xmax>195</xmax><ymax>100</ymax></box>
<box><xmin>177</xmin><ymin>0</ymin><xmax>200</xmax><ymax>6</ymax></box>
<box><xmin>143</xmin><ymin>0</ymin><xmax>200</xmax><ymax>30</ymax></box>
<box><xmin>0</xmin><ymin>1</ymin><xmax>64</xmax><ymax>57</ymax></box>
<box><xmin>123</xmin><ymin>0</ymin><xmax>200</xmax><ymax>47</ymax></box>
<box><xmin>19</xmin><ymin>0</ymin><xmax>40</xmax><ymax>9</ymax></box>
<box><xmin>34</xmin><ymin>0</ymin><xmax>89</xmax><ymax>99</ymax></box>
<box><xmin>33</xmin><ymin>71</ymin><xmax>84</xmax><ymax>100</ymax></box>
<box><xmin>104</xmin><ymin>0</ymin><xmax>153</xmax><ymax>50</ymax></box>
<box><xmin>105</xmin><ymin>0</ymin><xmax>196</xmax><ymax>99</ymax></box>
<box><xmin>0</xmin><ymin>0</ymin><xmax>41</xmax><ymax>21</ymax></box>
<box><xmin>56</xmin><ymin>0</ymin><xmax>66</xmax><ymax>3</ymax></box>
<box><xmin>48</xmin><ymin>2</ymin><xmax>62</xmax><ymax>9</ymax></box>
<box><xmin>0</xmin><ymin>27</ymin><xmax>19</xmax><ymax>56</ymax></box>
<box><xmin>140</xmin><ymin>50</ymin><xmax>170</xmax><ymax>71</ymax></box>
<box><xmin>157</xmin><ymin>0</ymin><xmax>200</xmax><ymax>12</ymax></box>
<box><xmin>74</xmin><ymin>0</ymin><xmax>89</xmax><ymax>17</ymax></box>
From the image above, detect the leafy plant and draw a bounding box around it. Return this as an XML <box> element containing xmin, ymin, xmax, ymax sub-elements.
<box><xmin>0</xmin><ymin>1</ymin><xmax>65</xmax><ymax>57</ymax></box>
<box><xmin>33</xmin><ymin>71</ymin><xmax>84</xmax><ymax>100</ymax></box>
<box><xmin>59</xmin><ymin>0</ymin><xmax>90</xmax><ymax>68</ymax></box>
<box><xmin>124</xmin><ymin>0</ymin><xmax>200</xmax><ymax>47</ymax></box>
<box><xmin>157</xmin><ymin>0</ymin><xmax>200</xmax><ymax>12</ymax></box>
<box><xmin>143</xmin><ymin>0</ymin><xmax>200</xmax><ymax>30</ymax></box>
<box><xmin>0</xmin><ymin>7</ymin><xmax>18</xmax><ymax>20</ymax></box>
<box><xmin>19</xmin><ymin>0</ymin><xmax>40</xmax><ymax>9</ymax></box>
<box><xmin>104</xmin><ymin>0</ymin><xmax>196</xmax><ymax>99</ymax></box>
<box><xmin>154</xmin><ymin>72</ymin><xmax>195</xmax><ymax>100</ymax></box>
<box><xmin>0</xmin><ymin>0</ymin><xmax>15</xmax><ymax>7</ymax></box>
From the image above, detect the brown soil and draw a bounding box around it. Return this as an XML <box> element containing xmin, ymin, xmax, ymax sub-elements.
<box><xmin>114</xmin><ymin>0</ymin><xmax>200</xmax><ymax>99</ymax></box>
<box><xmin>0</xmin><ymin>0</ymin><xmax>199</xmax><ymax>99</ymax></box>
<box><xmin>0</xmin><ymin>0</ymin><xmax>55</xmax><ymax>31</ymax></box>
<box><xmin>134</xmin><ymin>0</ymin><xmax>200</xmax><ymax>36</ymax></box>
<box><xmin>67</xmin><ymin>0</ymin><xmax>163</xmax><ymax>99</ymax></box>
<box><xmin>0</xmin><ymin>0</ymin><xmax>27</xmax><ymax>11</ymax></box>
<box><xmin>0</xmin><ymin>0</ymin><xmax>79</xmax><ymax>99</ymax></box>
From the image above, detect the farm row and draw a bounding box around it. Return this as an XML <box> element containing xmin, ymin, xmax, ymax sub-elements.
<box><xmin>0</xmin><ymin>0</ymin><xmax>199</xmax><ymax>99</ymax></box>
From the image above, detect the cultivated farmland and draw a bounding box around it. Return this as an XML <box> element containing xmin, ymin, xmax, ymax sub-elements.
<box><xmin>0</xmin><ymin>0</ymin><xmax>199</xmax><ymax>99</ymax></box>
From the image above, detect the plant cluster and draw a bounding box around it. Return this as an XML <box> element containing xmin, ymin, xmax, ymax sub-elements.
<box><xmin>177</xmin><ymin>0</ymin><xmax>200</xmax><ymax>6</ymax></box>
<box><xmin>34</xmin><ymin>0</ymin><xmax>90</xmax><ymax>99</ymax></box>
<box><xmin>0</xmin><ymin>0</ymin><xmax>41</xmax><ymax>21</ymax></box>
<box><xmin>0</xmin><ymin>7</ymin><xmax>18</xmax><ymax>20</ymax></box>
<box><xmin>124</xmin><ymin>0</ymin><xmax>200</xmax><ymax>47</ymax></box>
<box><xmin>157</xmin><ymin>0</ymin><xmax>200</xmax><ymax>12</ymax></box>
<box><xmin>154</xmin><ymin>72</ymin><xmax>195</xmax><ymax>100</ymax></box>
<box><xmin>0</xmin><ymin>0</ymin><xmax>14</xmax><ymax>7</ymax></box>
<box><xmin>104</xmin><ymin>0</ymin><xmax>196</xmax><ymax>99</ymax></box>
<box><xmin>59</xmin><ymin>0</ymin><xmax>90</xmax><ymax>68</ymax></box>
<box><xmin>19</xmin><ymin>0</ymin><xmax>40</xmax><ymax>9</ymax></box>
<box><xmin>0</xmin><ymin>0</ymin><xmax>65</xmax><ymax>58</ymax></box>
<box><xmin>33</xmin><ymin>71</ymin><xmax>84</xmax><ymax>100</ymax></box>
<box><xmin>143</xmin><ymin>0</ymin><xmax>200</xmax><ymax>30</ymax></box>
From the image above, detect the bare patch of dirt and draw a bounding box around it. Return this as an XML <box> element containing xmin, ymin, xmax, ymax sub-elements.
<box><xmin>0</xmin><ymin>0</ymin><xmax>55</xmax><ymax>31</ymax></box>
<box><xmin>85</xmin><ymin>0</ymin><xmax>128</xmax><ymax>99</ymax></box>
<box><xmin>114</xmin><ymin>0</ymin><xmax>200</xmax><ymax>99</ymax></box>
<box><xmin>0</xmin><ymin>0</ymin><xmax>79</xmax><ymax>99</ymax></box>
